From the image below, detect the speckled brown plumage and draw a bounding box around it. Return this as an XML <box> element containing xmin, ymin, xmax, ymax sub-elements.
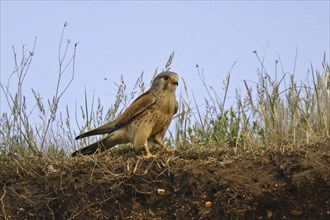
<box><xmin>72</xmin><ymin>71</ymin><xmax>178</xmax><ymax>158</ymax></box>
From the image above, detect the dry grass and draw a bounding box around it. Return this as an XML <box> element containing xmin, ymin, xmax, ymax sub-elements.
<box><xmin>1</xmin><ymin>23</ymin><xmax>329</xmax><ymax>219</ymax></box>
<box><xmin>1</xmin><ymin>31</ymin><xmax>329</xmax><ymax>157</ymax></box>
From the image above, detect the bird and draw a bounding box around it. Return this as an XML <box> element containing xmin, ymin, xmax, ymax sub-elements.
<box><xmin>72</xmin><ymin>71</ymin><xmax>179</xmax><ymax>159</ymax></box>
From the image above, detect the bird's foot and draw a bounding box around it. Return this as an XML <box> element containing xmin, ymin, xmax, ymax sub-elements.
<box><xmin>164</xmin><ymin>147</ymin><xmax>176</xmax><ymax>154</ymax></box>
<box><xmin>143</xmin><ymin>153</ymin><xmax>158</xmax><ymax>159</ymax></box>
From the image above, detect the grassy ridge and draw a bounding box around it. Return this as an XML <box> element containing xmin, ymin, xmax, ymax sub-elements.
<box><xmin>0</xmin><ymin>37</ymin><xmax>329</xmax><ymax>158</ymax></box>
<box><xmin>0</xmin><ymin>25</ymin><xmax>329</xmax><ymax>219</ymax></box>
<box><xmin>0</xmin><ymin>24</ymin><xmax>329</xmax><ymax>156</ymax></box>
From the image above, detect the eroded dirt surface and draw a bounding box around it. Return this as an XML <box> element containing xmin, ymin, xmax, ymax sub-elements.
<box><xmin>1</xmin><ymin>141</ymin><xmax>329</xmax><ymax>219</ymax></box>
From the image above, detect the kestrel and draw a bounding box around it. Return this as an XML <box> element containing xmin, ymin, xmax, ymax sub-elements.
<box><xmin>72</xmin><ymin>71</ymin><xmax>178</xmax><ymax>159</ymax></box>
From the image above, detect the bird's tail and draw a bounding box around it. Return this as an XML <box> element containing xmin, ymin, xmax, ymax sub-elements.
<box><xmin>71</xmin><ymin>141</ymin><xmax>104</xmax><ymax>157</ymax></box>
<box><xmin>72</xmin><ymin>131</ymin><xmax>126</xmax><ymax>157</ymax></box>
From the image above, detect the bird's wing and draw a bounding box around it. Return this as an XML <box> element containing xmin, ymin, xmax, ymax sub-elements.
<box><xmin>114</xmin><ymin>90</ymin><xmax>157</xmax><ymax>128</ymax></box>
<box><xmin>75</xmin><ymin>90</ymin><xmax>157</xmax><ymax>140</ymax></box>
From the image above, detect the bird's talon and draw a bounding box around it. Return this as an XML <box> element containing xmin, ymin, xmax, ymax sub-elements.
<box><xmin>144</xmin><ymin>153</ymin><xmax>158</xmax><ymax>159</ymax></box>
<box><xmin>165</xmin><ymin>148</ymin><xmax>176</xmax><ymax>154</ymax></box>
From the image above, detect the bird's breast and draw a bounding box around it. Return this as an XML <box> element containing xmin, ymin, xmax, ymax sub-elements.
<box><xmin>126</xmin><ymin>91</ymin><xmax>177</xmax><ymax>140</ymax></box>
<box><xmin>157</xmin><ymin>93</ymin><xmax>177</xmax><ymax>114</ymax></box>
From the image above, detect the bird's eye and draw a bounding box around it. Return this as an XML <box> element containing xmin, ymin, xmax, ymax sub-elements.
<box><xmin>163</xmin><ymin>76</ymin><xmax>169</xmax><ymax>80</ymax></box>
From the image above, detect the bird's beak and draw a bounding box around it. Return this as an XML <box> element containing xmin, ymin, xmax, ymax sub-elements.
<box><xmin>171</xmin><ymin>75</ymin><xmax>179</xmax><ymax>86</ymax></box>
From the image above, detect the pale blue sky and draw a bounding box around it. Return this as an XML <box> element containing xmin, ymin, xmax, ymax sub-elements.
<box><xmin>1</xmin><ymin>1</ymin><xmax>329</xmax><ymax>124</ymax></box>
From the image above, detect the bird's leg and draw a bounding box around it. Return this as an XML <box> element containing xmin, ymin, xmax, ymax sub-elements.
<box><xmin>155</xmin><ymin>138</ymin><xmax>176</xmax><ymax>154</ymax></box>
<box><xmin>143</xmin><ymin>141</ymin><xmax>157</xmax><ymax>159</ymax></box>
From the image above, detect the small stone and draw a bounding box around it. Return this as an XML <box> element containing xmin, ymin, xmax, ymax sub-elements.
<box><xmin>266</xmin><ymin>210</ymin><xmax>272</xmax><ymax>218</ymax></box>
<box><xmin>157</xmin><ymin>188</ymin><xmax>166</xmax><ymax>195</ymax></box>
<box><xmin>205</xmin><ymin>201</ymin><xmax>213</xmax><ymax>208</ymax></box>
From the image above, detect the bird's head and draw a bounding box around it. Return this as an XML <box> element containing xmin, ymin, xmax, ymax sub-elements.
<box><xmin>151</xmin><ymin>71</ymin><xmax>179</xmax><ymax>92</ymax></box>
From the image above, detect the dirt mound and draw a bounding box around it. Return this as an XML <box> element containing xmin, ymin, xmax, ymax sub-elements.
<box><xmin>1</xmin><ymin>142</ymin><xmax>329</xmax><ymax>219</ymax></box>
